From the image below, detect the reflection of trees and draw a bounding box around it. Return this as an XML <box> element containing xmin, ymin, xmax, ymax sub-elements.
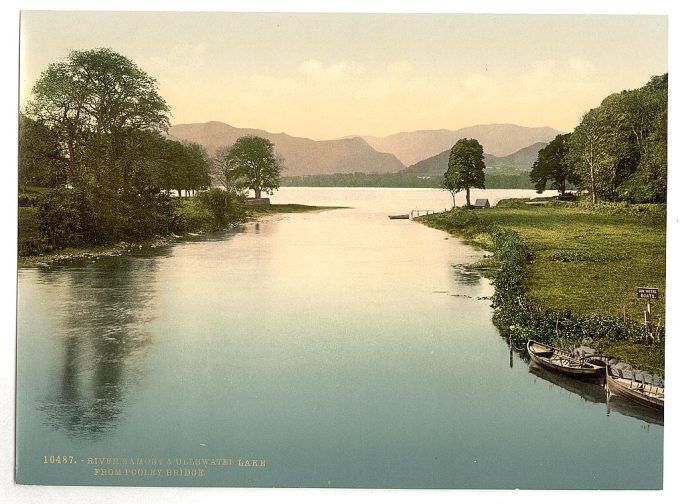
<box><xmin>451</xmin><ymin>266</ymin><xmax>482</xmax><ymax>287</ymax></box>
<box><xmin>37</xmin><ymin>254</ymin><xmax>161</xmax><ymax>439</ymax></box>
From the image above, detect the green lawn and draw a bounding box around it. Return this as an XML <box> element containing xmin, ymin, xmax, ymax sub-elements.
<box><xmin>474</xmin><ymin>202</ymin><xmax>665</xmax><ymax>324</ymax></box>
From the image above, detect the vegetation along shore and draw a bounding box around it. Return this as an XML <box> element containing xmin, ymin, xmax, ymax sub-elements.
<box><xmin>19</xmin><ymin>199</ymin><xmax>337</xmax><ymax>266</ymax></box>
<box><xmin>418</xmin><ymin>199</ymin><xmax>665</xmax><ymax>376</ymax></box>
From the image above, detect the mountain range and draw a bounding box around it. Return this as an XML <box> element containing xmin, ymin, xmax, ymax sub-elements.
<box><xmin>169</xmin><ymin>122</ymin><xmax>403</xmax><ymax>177</ymax></box>
<box><xmin>168</xmin><ymin>121</ymin><xmax>560</xmax><ymax>177</ymax></box>
<box><xmin>403</xmin><ymin>142</ymin><xmax>548</xmax><ymax>178</ymax></box>
<box><xmin>363</xmin><ymin>124</ymin><xmax>560</xmax><ymax>165</ymax></box>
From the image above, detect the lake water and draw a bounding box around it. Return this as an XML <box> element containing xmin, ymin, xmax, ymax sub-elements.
<box><xmin>16</xmin><ymin>187</ymin><xmax>663</xmax><ymax>489</ymax></box>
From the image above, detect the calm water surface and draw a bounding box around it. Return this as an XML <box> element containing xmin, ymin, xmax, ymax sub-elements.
<box><xmin>16</xmin><ymin>188</ymin><xmax>663</xmax><ymax>489</ymax></box>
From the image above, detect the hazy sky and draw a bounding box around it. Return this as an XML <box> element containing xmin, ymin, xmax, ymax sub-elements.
<box><xmin>20</xmin><ymin>11</ymin><xmax>667</xmax><ymax>139</ymax></box>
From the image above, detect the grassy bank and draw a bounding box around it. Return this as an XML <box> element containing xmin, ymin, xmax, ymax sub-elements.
<box><xmin>246</xmin><ymin>203</ymin><xmax>345</xmax><ymax>215</ymax></box>
<box><xmin>418</xmin><ymin>199</ymin><xmax>665</xmax><ymax>376</ymax></box>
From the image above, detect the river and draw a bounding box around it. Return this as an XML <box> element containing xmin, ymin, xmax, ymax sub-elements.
<box><xmin>16</xmin><ymin>187</ymin><xmax>663</xmax><ymax>489</ymax></box>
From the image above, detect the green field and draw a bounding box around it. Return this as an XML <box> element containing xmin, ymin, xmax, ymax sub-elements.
<box><xmin>419</xmin><ymin>200</ymin><xmax>666</xmax><ymax>375</ymax></box>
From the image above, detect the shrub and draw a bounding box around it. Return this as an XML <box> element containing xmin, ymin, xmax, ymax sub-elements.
<box><xmin>37</xmin><ymin>188</ymin><xmax>95</xmax><ymax>247</ymax></box>
<box><xmin>174</xmin><ymin>189</ymin><xmax>246</xmax><ymax>233</ymax></box>
<box><xmin>195</xmin><ymin>188</ymin><xmax>246</xmax><ymax>228</ymax></box>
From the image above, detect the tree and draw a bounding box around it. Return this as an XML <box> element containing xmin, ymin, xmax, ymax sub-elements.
<box><xmin>565</xmin><ymin>73</ymin><xmax>667</xmax><ymax>204</ymax></box>
<box><xmin>25</xmin><ymin>48</ymin><xmax>170</xmax><ymax>192</ymax></box>
<box><xmin>24</xmin><ymin>49</ymin><xmax>177</xmax><ymax>245</ymax></box>
<box><xmin>179</xmin><ymin>142</ymin><xmax>212</xmax><ymax>197</ymax></box>
<box><xmin>225</xmin><ymin>136</ymin><xmax>283</xmax><ymax>199</ymax></box>
<box><xmin>566</xmin><ymin>108</ymin><xmax>616</xmax><ymax>203</ymax></box>
<box><xmin>611</xmin><ymin>74</ymin><xmax>667</xmax><ymax>202</ymax></box>
<box><xmin>19</xmin><ymin>113</ymin><xmax>65</xmax><ymax>189</ymax></box>
<box><xmin>444</xmin><ymin>138</ymin><xmax>485</xmax><ymax>207</ymax></box>
<box><xmin>440</xmin><ymin>176</ymin><xmax>460</xmax><ymax>208</ymax></box>
<box><xmin>212</xmin><ymin>145</ymin><xmax>248</xmax><ymax>192</ymax></box>
<box><xmin>530</xmin><ymin>133</ymin><xmax>578</xmax><ymax>195</ymax></box>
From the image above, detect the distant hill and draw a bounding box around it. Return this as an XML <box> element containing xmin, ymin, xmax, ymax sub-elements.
<box><xmin>169</xmin><ymin>121</ymin><xmax>404</xmax><ymax>177</ymax></box>
<box><xmin>484</xmin><ymin>142</ymin><xmax>548</xmax><ymax>169</ymax></box>
<box><xmin>404</xmin><ymin>141</ymin><xmax>547</xmax><ymax>178</ymax></box>
<box><xmin>363</xmin><ymin>124</ymin><xmax>560</xmax><ymax>165</ymax></box>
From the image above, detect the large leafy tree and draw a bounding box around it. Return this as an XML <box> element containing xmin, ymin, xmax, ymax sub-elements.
<box><xmin>444</xmin><ymin>138</ymin><xmax>485</xmax><ymax>207</ymax></box>
<box><xmin>25</xmin><ymin>48</ymin><xmax>170</xmax><ymax>192</ymax></box>
<box><xmin>530</xmin><ymin>133</ymin><xmax>578</xmax><ymax>195</ymax></box>
<box><xmin>566</xmin><ymin>108</ymin><xmax>617</xmax><ymax>203</ymax></box>
<box><xmin>25</xmin><ymin>49</ymin><xmax>176</xmax><ymax>246</ymax></box>
<box><xmin>566</xmin><ymin>73</ymin><xmax>667</xmax><ymax>203</ymax></box>
<box><xmin>225</xmin><ymin>136</ymin><xmax>283</xmax><ymax>199</ymax></box>
<box><xmin>609</xmin><ymin>74</ymin><xmax>667</xmax><ymax>202</ymax></box>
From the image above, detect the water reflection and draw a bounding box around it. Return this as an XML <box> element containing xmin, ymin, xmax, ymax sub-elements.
<box><xmin>528</xmin><ymin>361</ymin><xmax>664</xmax><ymax>426</ymax></box>
<box><xmin>606</xmin><ymin>394</ymin><xmax>664</xmax><ymax>426</ymax></box>
<box><xmin>451</xmin><ymin>265</ymin><xmax>482</xmax><ymax>287</ymax></box>
<box><xmin>528</xmin><ymin>362</ymin><xmax>607</xmax><ymax>404</ymax></box>
<box><xmin>37</xmin><ymin>256</ymin><xmax>159</xmax><ymax>439</ymax></box>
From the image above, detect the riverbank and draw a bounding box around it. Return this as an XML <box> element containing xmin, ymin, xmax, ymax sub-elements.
<box><xmin>418</xmin><ymin>199</ymin><xmax>665</xmax><ymax>376</ymax></box>
<box><xmin>18</xmin><ymin>203</ymin><xmax>339</xmax><ymax>266</ymax></box>
<box><xmin>246</xmin><ymin>203</ymin><xmax>346</xmax><ymax>215</ymax></box>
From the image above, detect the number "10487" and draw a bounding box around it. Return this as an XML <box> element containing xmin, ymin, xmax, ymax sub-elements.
<box><xmin>43</xmin><ymin>455</ymin><xmax>76</xmax><ymax>464</ymax></box>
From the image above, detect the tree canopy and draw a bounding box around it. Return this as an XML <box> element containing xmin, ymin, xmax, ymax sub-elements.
<box><xmin>21</xmin><ymin>48</ymin><xmax>223</xmax><ymax>247</ymax></box>
<box><xmin>530</xmin><ymin>133</ymin><xmax>578</xmax><ymax>195</ymax></box>
<box><xmin>224</xmin><ymin>136</ymin><xmax>283</xmax><ymax>199</ymax></box>
<box><xmin>566</xmin><ymin>73</ymin><xmax>667</xmax><ymax>203</ymax></box>
<box><xmin>443</xmin><ymin>138</ymin><xmax>486</xmax><ymax>207</ymax></box>
<box><xmin>26</xmin><ymin>48</ymin><xmax>170</xmax><ymax>193</ymax></box>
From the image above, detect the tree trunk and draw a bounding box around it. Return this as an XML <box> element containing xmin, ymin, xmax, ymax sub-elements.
<box><xmin>255</xmin><ymin>187</ymin><xmax>262</xmax><ymax>199</ymax></box>
<box><xmin>465</xmin><ymin>188</ymin><xmax>471</xmax><ymax>207</ymax></box>
<box><xmin>589</xmin><ymin>163</ymin><xmax>597</xmax><ymax>203</ymax></box>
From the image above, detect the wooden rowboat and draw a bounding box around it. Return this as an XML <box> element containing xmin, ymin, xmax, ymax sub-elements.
<box><xmin>526</xmin><ymin>340</ymin><xmax>606</xmax><ymax>380</ymax></box>
<box><xmin>388</xmin><ymin>214</ymin><xmax>409</xmax><ymax>220</ymax></box>
<box><xmin>606</xmin><ymin>365</ymin><xmax>664</xmax><ymax>412</ymax></box>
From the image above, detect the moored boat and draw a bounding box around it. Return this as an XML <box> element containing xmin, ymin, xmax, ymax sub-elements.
<box><xmin>388</xmin><ymin>214</ymin><xmax>409</xmax><ymax>220</ymax></box>
<box><xmin>526</xmin><ymin>339</ymin><xmax>606</xmax><ymax>380</ymax></box>
<box><xmin>606</xmin><ymin>365</ymin><xmax>664</xmax><ymax>412</ymax></box>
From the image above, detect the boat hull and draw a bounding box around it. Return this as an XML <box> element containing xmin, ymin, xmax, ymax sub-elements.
<box><xmin>526</xmin><ymin>340</ymin><xmax>605</xmax><ymax>381</ymax></box>
<box><xmin>606</xmin><ymin>368</ymin><xmax>664</xmax><ymax>412</ymax></box>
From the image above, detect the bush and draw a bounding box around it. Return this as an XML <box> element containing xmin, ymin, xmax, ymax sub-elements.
<box><xmin>38</xmin><ymin>188</ymin><xmax>95</xmax><ymax>247</ymax></box>
<box><xmin>120</xmin><ymin>192</ymin><xmax>175</xmax><ymax>239</ymax></box>
<box><xmin>174</xmin><ymin>189</ymin><xmax>246</xmax><ymax>232</ymax></box>
<box><xmin>37</xmin><ymin>188</ymin><xmax>178</xmax><ymax>247</ymax></box>
<box><xmin>197</xmin><ymin>188</ymin><xmax>245</xmax><ymax>227</ymax></box>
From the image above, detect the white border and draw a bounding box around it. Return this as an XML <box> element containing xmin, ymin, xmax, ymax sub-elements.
<box><xmin>2</xmin><ymin>2</ymin><xmax>677</xmax><ymax>504</ymax></box>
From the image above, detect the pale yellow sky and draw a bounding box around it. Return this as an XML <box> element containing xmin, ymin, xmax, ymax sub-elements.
<box><xmin>19</xmin><ymin>12</ymin><xmax>667</xmax><ymax>139</ymax></box>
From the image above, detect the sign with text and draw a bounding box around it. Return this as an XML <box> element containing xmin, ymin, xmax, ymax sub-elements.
<box><xmin>637</xmin><ymin>287</ymin><xmax>659</xmax><ymax>300</ymax></box>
